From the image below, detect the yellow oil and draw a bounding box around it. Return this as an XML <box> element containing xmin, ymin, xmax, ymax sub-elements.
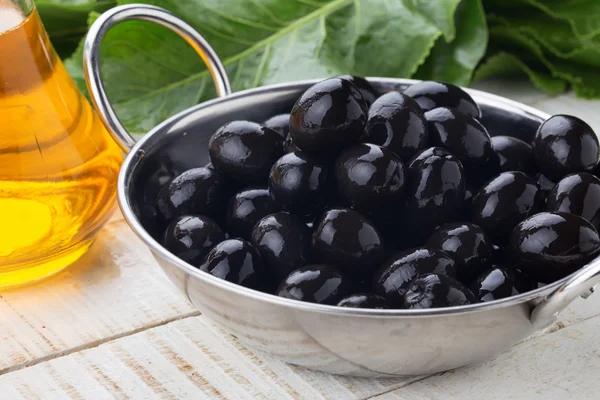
<box><xmin>0</xmin><ymin>4</ymin><xmax>123</xmax><ymax>287</ymax></box>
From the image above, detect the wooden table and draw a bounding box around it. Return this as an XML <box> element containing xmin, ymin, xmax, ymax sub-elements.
<box><xmin>1</xmin><ymin>81</ymin><xmax>600</xmax><ymax>399</ymax></box>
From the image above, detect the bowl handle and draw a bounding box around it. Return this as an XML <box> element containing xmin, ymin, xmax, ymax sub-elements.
<box><xmin>530</xmin><ymin>255</ymin><xmax>600</xmax><ymax>328</ymax></box>
<box><xmin>83</xmin><ymin>4</ymin><xmax>232</xmax><ymax>152</ymax></box>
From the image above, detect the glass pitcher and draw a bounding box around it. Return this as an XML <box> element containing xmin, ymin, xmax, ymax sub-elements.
<box><xmin>0</xmin><ymin>0</ymin><xmax>123</xmax><ymax>287</ymax></box>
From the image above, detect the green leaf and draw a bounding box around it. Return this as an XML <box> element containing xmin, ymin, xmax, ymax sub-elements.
<box><xmin>37</xmin><ymin>0</ymin><xmax>115</xmax><ymax>58</ymax></box>
<box><xmin>473</xmin><ymin>52</ymin><xmax>567</xmax><ymax>94</ymax></box>
<box><xmin>66</xmin><ymin>0</ymin><xmax>467</xmax><ymax>134</ymax></box>
<box><xmin>484</xmin><ymin>0</ymin><xmax>600</xmax><ymax>40</ymax></box>
<box><xmin>488</xmin><ymin>25</ymin><xmax>600</xmax><ymax>98</ymax></box>
<box><xmin>414</xmin><ymin>0</ymin><xmax>487</xmax><ymax>86</ymax></box>
<box><xmin>522</xmin><ymin>0</ymin><xmax>600</xmax><ymax>40</ymax></box>
<box><xmin>413</xmin><ymin>0</ymin><xmax>462</xmax><ymax>41</ymax></box>
<box><xmin>487</xmin><ymin>14</ymin><xmax>600</xmax><ymax>65</ymax></box>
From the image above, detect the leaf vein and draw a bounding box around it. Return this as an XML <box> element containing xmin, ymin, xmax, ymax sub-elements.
<box><xmin>253</xmin><ymin>45</ymin><xmax>272</xmax><ymax>87</ymax></box>
<box><xmin>113</xmin><ymin>0</ymin><xmax>352</xmax><ymax>108</ymax></box>
<box><xmin>199</xmin><ymin>2</ymin><xmax>280</xmax><ymax>32</ymax></box>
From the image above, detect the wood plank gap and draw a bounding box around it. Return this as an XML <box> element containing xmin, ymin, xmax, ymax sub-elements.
<box><xmin>0</xmin><ymin>311</ymin><xmax>200</xmax><ymax>376</ymax></box>
<box><xmin>359</xmin><ymin>375</ymin><xmax>433</xmax><ymax>400</ymax></box>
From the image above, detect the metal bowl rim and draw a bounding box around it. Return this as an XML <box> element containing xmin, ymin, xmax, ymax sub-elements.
<box><xmin>118</xmin><ymin>77</ymin><xmax>559</xmax><ymax>318</ymax></box>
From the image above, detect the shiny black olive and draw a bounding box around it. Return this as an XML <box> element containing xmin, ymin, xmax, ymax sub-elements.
<box><xmin>402</xmin><ymin>273</ymin><xmax>475</xmax><ymax>309</ymax></box>
<box><xmin>162</xmin><ymin>215</ymin><xmax>225</xmax><ymax>265</ymax></box>
<box><xmin>373</xmin><ymin>247</ymin><xmax>457</xmax><ymax>306</ymax></box>
<box><xmin>426</xmin><ymin>222</ymin><xmax>493</xmax><ymax>284</ymax></box>
<box><xmin>364</xmin><ymin>91</ymin><xmax>428</xmax><ymax>161</ymax></box>
<box><xmin>283</xmin><ymin>134</ymin><xmax>300</xmax><ymax>153</ymax></box>
<box><xmin>425</xmin><ymin>107</ymin><xmax>496</xmax><ymax>184</ymax></box>
<box><xmin>276</xmin><ymin>264</ymin><xmax>352</xmax><ymax>305</ymax></box>
<box><xmin>334</xmin><ymin>144</ymin><xmax>405</xmax><ymax>214</ymax></box>
<box><xmin>269</xmin><ymin>151</ymin><xmax>331</xmax><ymax>216</ymax></box>
<box><xmin>198</xmin><ymin>238</ymin><xmax>265</xmax><ymax>289</ymax></box>
<box><xmin>535</xmin><ymin>172</ymin><xmax>556</xmax><ymax>195</ymax></box>
<box><xmin>209</xmin><ymin>120</ymin><xmax>283</xmax><ymax>184</ymax></box>
<box><xmin>546</xmin><ymin>172</ymin><xmax>600</xmax><ymax>230</ymax></box>
<box><xmin>491</xmin><ymin>244</ymin><xmax>505</xmax><ymax>265</ymax></box>
<box><xmin>263</xmin><ymin>113</ymin><xmax>290</xmax><ymax>138</ymax></box>
<box><xmin>337</xmin><ymin>74</ymin><xmax>379</xmax><ymax>105</ymax></box>
<box><xmin>491</xmin><ymin>135</ymin><xmax>536</xmax><ymax>174</ymax></box>
<box><xmin>156</xmin><ymin>167</ymin><xmax>226</xmax><ymax>222</ymax></box>
<box><xmin>204</xmin><ymin>162</ymin><xmax>214</xmax><ymax>170</ymax></box>
<box><xmin>471</xmin><ymin>171</ymin><xmax>544</xmax><ymax>244</ymax></box>
<box><xmin>508</xmin><ymin>212</ymin><xmax>600</xmax><ymax>283</ymax></box>
<box><xmin>404</xmin><ymin>147</ymin><xmax>465</xmax><ymax>237</ymax></box>
<box><xmin>225</xmin><ymin>188</ymin><xmax>279</xmax><ymax>239</ymax></box>
<box><xmin>533</xmin><ymin>114</ymin><xmax>600</xmax><ymax>181</ymax></box>
<box><xmin>250</xmin><ymin>212</ymin><xmax>312</xmax><ymax>285</ymax></box>
<box><xmin>403</xmin><ymin>81</ymin><xmax>481</xmax><ymax>119</ymax></box>
<box><xmin>143</xmin><ymin>166</ymin><xmax>177</xmax><ymax>207</ymax></box>
<box><xmin>312</xmin><ymin>207</ymin><xmax>385</xmax><ymax>279</ymax></box>
<box><xmin>337</xmin><ymin>293</ymin><xmax>390</xmax><ymax>308</ymax></box>
<box><xmin>462</xmin><ymin>185</ymin><xmax>475</xmax><ymax>220</ymax></box>
<box><xmin>470</xmin><ymin>267</ymin><xmax>532</xmax><ymax>302</ymax></box>
<box><xmin>290</xmin><ymin>78</ymin><xmax>368</xmax><ymax>153</ymax></box>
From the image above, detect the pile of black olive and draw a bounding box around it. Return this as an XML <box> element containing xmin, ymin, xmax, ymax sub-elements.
<box><xmin>148</xmin><ymin>76</ymin><xmax>600</xmax><ymax>310</ymax></box>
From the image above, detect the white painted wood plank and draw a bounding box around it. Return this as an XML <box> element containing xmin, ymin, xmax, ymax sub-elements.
<box><xmin>0</xmin><ymin>218</ymin><xmax>196</xmax><ymax>374</ymax></box>
<box><xmin>0</xmin><ymin>316</ymin><xmax>419</xmax><ymax>400</ymax></box>
<box><xmin>1</xmin><ymin>290</ymin><xmax>599</xmax><ymax>400</ymax></box>
<box><xmin>372</xmin><ymin>316</ymin><xmax>600</xmax><ymax>400</ymax></box>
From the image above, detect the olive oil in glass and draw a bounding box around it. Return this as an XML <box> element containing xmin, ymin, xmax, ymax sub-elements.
<box><xmin>0</xmin><ymin>0</ymin><xmax>123</xmax><ymax>287</ymax></box>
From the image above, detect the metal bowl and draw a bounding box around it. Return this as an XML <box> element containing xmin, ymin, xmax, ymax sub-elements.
<box><xmin>84</xmin><ymin>5</ymin><xmax>600</xmax><ymax>378</ymax></box>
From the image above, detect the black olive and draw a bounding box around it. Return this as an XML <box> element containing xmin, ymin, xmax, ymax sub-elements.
<box><xmin>535</xmin><ymin>172</ymin><xmax>556</xmax><ymax>195</ymax></box>
<box><xmin>334</xmin><ymin>144</ymin><xmax>405</xmax><ymax>214</ymax></box>
<box><xmin>470</xmin><ymin>267</ymin><xmax>532</xmax><ymax>302</ymax></box>
<box><xmin>209</xmin><ymin>120</ymin><xmax>283</xmax><ymax>184</ymax></box>
<box><xmin>461</xmin><ymin>185</ymin><xmax>475</xmax><ymax>220</ymax></box>
<box><xmin>364</xmin><ymin>91</ymin><xmax>428</xmax><ymax>161</ymax></box>
<box><xmin>143</xmin><ymin>166</ymin><xmax>177</xmax><ymax>207</ymax></box>
<box><xmin>404</xmin><ymin>147</ymin><xmax>465</xmax><ymax>237</ymax></box>
<box><xmin>276</xmin><ymin>264</ymin><xmax>352</xmax><ymax>305</ymax></box>
<box><xmin>491</xmin><ymin>135</ymin><xmax>536</xmax><ymax>174</ymax></box>
<box><xmin>373</xmin><ymin>247</ymin><xmax>457</xmax><ymax>306</ymax></box>
<box><xmin>262</xmin><ymin>113</ymin><xmax>290</xmax><ymax>138</ymax></box>
<box><xmin>546</xmin><ymin>172</ymin><xmax>600</xmax><ymax>230</ymax></box>
<box><xmin>533</xmin><ymin>114</ymin><xmax>600</xmax><ymax>181</ymax></box>
<box><xmin>312</xmin><ymin>207</ymin><xmax>385</xmax><ymax>279</ymax></box>
<box><xmin>426</xmin><ymin>222</ymin><xmax>493</xmax><ymax>284</ymax></box>
<box><xmin>508</xmin><ymin>212</ymin><xmax>600</xmax><ymax>283</ymax></box>
<box><xmin>250</xmin><ymin>212</ymin><xmax>312</xmax><ymax>285</ymax></box>
<box><xmin>269</xmin><ymin>151</ymin><xmax>331</xmax><ymax>216</ymax></box>
<box><xmin>198</xmin><ymin>238</ymin><xmax>265</xmax><ymax>289</ymax></box>
<box><xmin>156</xmin><ymin>167</ymin><xmax>226</xmax><ymax>222</ymax></box>
<box><xmin>337</xmin><ymin>74</ymin><xmax>378</xmax><ymax>105</ymax></box>
<box><xmin>471</xmin><ymin>171</ymin><xmax>545</xmax><ymax>244</ymax></box>
<box><xmin>225</xmin><ymin>187</ymin><xmax>279</xmax><ymax>240</ymax></box>
<box><xmin>425</xmin><ymin>107</ymin><xmax>496</xmax><ymax>184</ymax></box>
<box><xmin>162</xmin><ymin>215</ymin><xmax>225</xmax><ymax>265</ymax></box>
<box><xmin>204</xmin><ymin>162</ymin><xmax>214</xmax><ymax>170</ymax></box>
<box><xmin>403</xmin><ymin>81</ymin><xmax>481</xmax><ymax>119</ymax></box>
<box><xmin>283</xmin><ymin>134</ymin><xmax>300</xmax><ymax>153</ymax></box>
<box><xmin>402</xmin><ymin>273</ymin><xmax>475</xmax><ymax>309</ymax></box>
<box><xmin>290</xmin><ymin>78</ymin><xmax>368</xmax><ymax>153</ymax></box>
<box><xmin>337</xmin><ymin>293</ymin><xmax>390</xmax><ymax>309</ymax></box>
<box><xmin>491</xmin><ymin>244</ymin><xmax>505</xmax><ymax>265</ymax></box>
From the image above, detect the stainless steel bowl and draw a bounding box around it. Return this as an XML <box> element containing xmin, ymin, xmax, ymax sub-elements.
<box><xmin>84</xmin><ymin>4</ymin><xmax>600</xmax><ymax>378</ymax></box>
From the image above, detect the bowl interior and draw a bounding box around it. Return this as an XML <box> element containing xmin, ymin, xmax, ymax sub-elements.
<box><xmin>127</xmin><ymin>78</ymin><xmax>547</xmax><ymax>242</ymax></box>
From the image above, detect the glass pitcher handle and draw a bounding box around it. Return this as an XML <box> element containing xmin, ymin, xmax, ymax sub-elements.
<box><xmin>83</xmin><ymin>4</ymin><xmax>232</xmax><ymax>152</ymax></box>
